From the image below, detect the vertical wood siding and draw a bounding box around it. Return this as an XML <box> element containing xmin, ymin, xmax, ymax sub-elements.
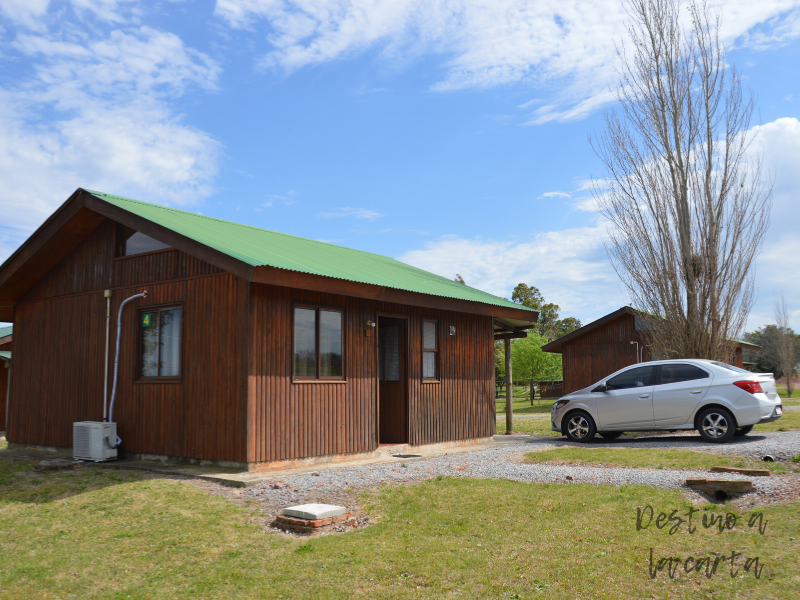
<box><xmin>562</xmin><ymin>314</ymin><xmax>643</xmax><ymax>394</ymax></box>
<box><xmin>9</xmin><ymin>214</ymin><xmax>497</xmax><ymax>463</ymax></box>
<box><xmin>248</xmin><ymin>284</ymin><xmax>495</xmax><ymax>463</ymax></box>
<box><xmin>23</xmin><ymin>219</ymin><xmax>222</xmax><ymax>302</ymax></box>
<box><xmin>9</xmin><ymin>214</ymin><xmax>249</xmax><ymax>461</ymax></box>
<box><xmin>0</xmin><ymin>339</ymin><xmax>10</xmax><ymax>427</ymax></box>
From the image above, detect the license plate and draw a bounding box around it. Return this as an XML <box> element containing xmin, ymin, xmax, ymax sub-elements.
<box><xmin>776</xmin><ymin>407</ymin><xmax>782</xmax><ymax>416</ymax></box>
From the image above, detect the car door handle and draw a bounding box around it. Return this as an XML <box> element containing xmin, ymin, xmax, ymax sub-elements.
<box><xmin>690</xmin><ymin>390</ymin><xmax>703</xmax><ymax>394</ymax></box>
<box><xmin>639</xmin><ymin>394</ymin><xmax>650</xmax><ymax>398</ymax></box>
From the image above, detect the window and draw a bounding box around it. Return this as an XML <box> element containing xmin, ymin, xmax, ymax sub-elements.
<box><xmin>606</xmin><ymin>365</ymin><xmax>654</xmax><ymax>390</ymax></box>
<box><xmin>657</xmin><ymin>364</ymin><xmax>710</xmax><ymax>385</ymax></box>
<box><xmin>710</xmin><ymin>361</ymin><xmax>750</xmax><ymax>374</ymax></box>
<box><xmin>118</xmin><ymin>225</ymin><xmax>171</xmax><ymax>256</ymax></box>
<box><xmin>139</xmin><ymin>306</ymin><xmax>182</xmax><ymax>379</ymax></box>
<box><xmin>422</xmin><ymin>319</ymin><xmax>438</xmax><ymax>380</ymax></box>
<box><xmin>293</xmin><ymin>306</ymin><xmax>344</xmax><ymax>380</ymax></box>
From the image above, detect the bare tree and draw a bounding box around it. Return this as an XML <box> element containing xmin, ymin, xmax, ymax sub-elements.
<box><xmin>774</xmin><ymin>294</ymin><xmax>796</xmax><ymax>398</ymax></box>
<box><xmin>591</xmin><ymin>0</ymin><xmax>772</xmax><ymax>361</ymax></box>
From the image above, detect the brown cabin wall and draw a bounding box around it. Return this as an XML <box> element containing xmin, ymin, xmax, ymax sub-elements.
<box><xmin>0</xmin><ymin>339</ymin><xmax>9</xmax><ymax>429</ymax></box>
<box><xmin>8</xmin><ymin>219</ymin><xmax>249</xmax><ymax>462</ymax></box>
<box><xmin>248</xmin><ymin>283</ymin><xmax>495</xmax><ymax>463</ymax></box>
<box><xmin>562</xmin><ymin>313</ymin><xmax>647</xmax><ymax>394</ymax></box>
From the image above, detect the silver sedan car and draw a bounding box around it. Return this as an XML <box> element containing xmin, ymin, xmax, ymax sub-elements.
<box><xmin>551</xmin><ymin>360</ymin><xmax>783</xmax><ymax>443</ymax></box>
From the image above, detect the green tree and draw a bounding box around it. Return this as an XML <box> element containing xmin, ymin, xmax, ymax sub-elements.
<box><xmin>744</xmin><ymin>325</ymin><xmax>800</xmax><ymax>382</ymax></box>
<box><xmin>510</xmin><ymin>283</ymin><xmax>582</xmax><ymax>341</ymax></box>
<box><xmin>495</xmin><ymin>332</ymin><xmax>562</xmax><ymax>382</ymax></box>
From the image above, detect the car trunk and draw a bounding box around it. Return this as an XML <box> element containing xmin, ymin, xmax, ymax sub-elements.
<box><xmin>756</xmin><ymin>373</ymin><xmax>780</xmax><ymax>402</ymax></box>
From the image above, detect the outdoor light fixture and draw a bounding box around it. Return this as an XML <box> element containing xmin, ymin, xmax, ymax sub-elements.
<box><xmin>630</xmin><ymin>340</ymin><xmax>639</xmax><ymax>363</ymax></box>
<box><xmin>365</xmin><ymin>320</ymin><xmax>376</xmax><ymax>338</ymax></box>
<box><xmin>449</xmin><ymin>326</ymin><xmax>456</xmax><ymax>336</ymax></box>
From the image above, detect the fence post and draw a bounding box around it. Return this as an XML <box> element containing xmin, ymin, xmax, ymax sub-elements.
<box><xmin>504</xmin><ymin>338</ymin><xmax>513</xmax><ymax>435</ymax></box>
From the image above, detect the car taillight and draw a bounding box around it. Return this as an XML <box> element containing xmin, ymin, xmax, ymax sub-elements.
<box><xmin>733</xmin><ymin>380</ymin><xmax>764</xmax><ymax>394</ymax></box>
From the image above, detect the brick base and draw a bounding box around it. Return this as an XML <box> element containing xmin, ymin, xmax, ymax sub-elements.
<box><xmin>271</xmin><ymin>512</ymin><xmax>357</xmax><ymax>535</ymax></box>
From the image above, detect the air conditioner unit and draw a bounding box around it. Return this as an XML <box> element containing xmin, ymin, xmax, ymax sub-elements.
<box><xmin>73</xmin><ymin>421</ymin><xmax>117</xmax><ymax>462</ymax></box>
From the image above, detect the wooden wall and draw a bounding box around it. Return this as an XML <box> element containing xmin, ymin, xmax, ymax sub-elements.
<box><xmin>0</xmin><ymin>339</ymin><xmax>10</xmax><ymax>430</ymax></box>
<box><xmin>562</xmin><ymin>313</ymin><xmax>646</xmax><ymax>394</ymax></box>
<box><xmin>248</xmin><ymin>283</ymin><xmax>495</xmax><ymax>463</ymax></box>
<box><xmin>9</xmin><ymin>215</ymin><xmax>497</xmax><ymax>463</ymax></box>
<box><xmin>8</xmin><ymin>218</ymin><xmax>249</xmax><ymax>462</ymax></box>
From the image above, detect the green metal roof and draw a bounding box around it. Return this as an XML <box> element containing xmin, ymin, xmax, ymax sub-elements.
<box><xmin>0</xmin><ymin>325</ymin><xmax>11</xmax><ymax>339</ymax></box>
<box><xmin>0</xmin><ymin>351</ymin><xmax>10</xmax><ymax>362</ymax></box>
<box><xmin>87</xmin><ymin>191</ymin><xmax>535</xmax><ymax>315</ymax></box>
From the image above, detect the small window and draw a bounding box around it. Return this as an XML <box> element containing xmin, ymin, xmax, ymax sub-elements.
<box><xmin>710</xmin><ymin>361</ymin><xmax>750</xmax><ymax>374</ymax></box>
<box><xmin>658</xmin><ymin>364</ymin><xmax>710</xmax><ymax>385</ymax></box>
<box><xmin>422</xmin><ymin>319</ymin><xmax>438</xmax><ymax>380</ymax></box>
<box><xmin>118</xmin><ymin>225</ymin><xmax>171</xmax><ymax>256</ymax></box>
<box><xmin>606</xmin><ymin>365</ymin><xmax>654</xmax><ymax>390</ymax></box>
<box><xmin>139</xmin><ymin>306</ymin><xmax>182</xmax><ymax>379</ymax></box>
<box><xmin>293</xmin><ymin>306</ymin><xmax>344</xmax><ymax>380</ymax></box>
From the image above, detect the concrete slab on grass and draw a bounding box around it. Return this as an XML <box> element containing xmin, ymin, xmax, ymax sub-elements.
<box><xmin>283</xmin><ymin>504</ymin><xmax>346</xmax><ymax>520</ymax></box>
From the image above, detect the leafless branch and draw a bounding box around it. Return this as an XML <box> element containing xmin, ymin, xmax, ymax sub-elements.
<box><xmin>591</xmin><ymin>0</ymin><xmax>772</xmax><ymax>361</ymax></box>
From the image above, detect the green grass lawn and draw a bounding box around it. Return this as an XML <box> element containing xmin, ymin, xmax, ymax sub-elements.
<box><xmin>1</xmin><ymin>456</ymin><xmax>799</xmax><ymax>599</ymax></box>
<box><xmin>753</xmin><ymin>410</ymin><xmax>800</xmax><ymax>432</ymax></box>
<box><xmin>525</xmin><ymin>448</ymin><xmax>795</xmax><ymax>474</ymax></box>
<box><xmin>496</xmin><ymin>415</ymin><xmax>560</xmax><ymax>436</ymax></box>
<box><xmin>495</xmin><ymin>394</ymin><xmax>554</xmax><ymax>415</ymax></box>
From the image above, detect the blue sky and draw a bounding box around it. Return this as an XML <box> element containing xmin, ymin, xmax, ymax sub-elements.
<box><xmin>0</xmin><ymin>0</ymin><xmax>799</xmax><ymax>331</ymax></box>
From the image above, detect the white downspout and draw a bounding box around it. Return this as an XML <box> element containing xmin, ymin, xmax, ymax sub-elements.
<box><xmin>103</xmin><ymin>289</ymin><xmax>112</xmax><ymax>421</ymax></box>
<box><xmin>107</xmin><ymin>291</ymin><xmax>147</xmax><ymax>449</ymax></box>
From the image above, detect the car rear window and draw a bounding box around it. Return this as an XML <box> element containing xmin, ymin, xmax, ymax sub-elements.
<box><xmin>658</xmin><ymin>364</ymin><xmax>710</xmax><ymax>384</ymax></box>
<box><xmin>606</xmin><ymin>366</ymin><xmax>655</xmax><ymax>390</ymax></box>
<box><xmin>710</xmin><ymin>361</ymin><xmax>751</xmax><ymax>374</ymax></box>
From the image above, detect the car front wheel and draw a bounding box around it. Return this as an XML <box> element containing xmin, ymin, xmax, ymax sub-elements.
<box><xmin>697</xmin><ymin>407</ymin><xmax>736</xmax><ymax>443</ymax></box>
<box><xmin>734</xmin><ymin>425</ymin><xmax>754</xmax><ymax>437</ymax></box>
<box><xmin>563</xmin><ymin>411</ymin><xmax>596</xmax><ymax>443</ymax></box>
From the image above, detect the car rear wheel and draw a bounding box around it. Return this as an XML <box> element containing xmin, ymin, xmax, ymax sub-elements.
<box><xmin>563</xmin><ymin>411</ymin><xmax>596</xmax><ymax>443</ymax></box>
<box><xmin>599</xmin><ymin>432</ymin><xmax>623</xmax><ymax>439</ymax></box>
<box><xmin>697</xmin><ymin>407</ymin><xmax>736</xmax><ymax>443</ymax></box>
<box><xmin>734</xmin><ymin>425</ymin><xmax>754</xmax><ymax>437</ymax></box>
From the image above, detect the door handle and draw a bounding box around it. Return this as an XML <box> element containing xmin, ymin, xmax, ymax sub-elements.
<box><xmin>639</xmin><ymin>394</ymin><xmax>650</xmax><ymax>398</ymax></box>
<box><xmin>690</xmin><ymin>390</ymin><xmax>703</xmax><ymax>394</ymax></box>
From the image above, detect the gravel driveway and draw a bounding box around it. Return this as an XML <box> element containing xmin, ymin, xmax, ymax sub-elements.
<box><xmin>240</xmin><ymin>431</ymin><xmax>800</xmax><ymax>525</ymax></box>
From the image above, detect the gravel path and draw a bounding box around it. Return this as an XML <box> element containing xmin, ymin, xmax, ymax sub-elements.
<box><xmin>242</xmin><ymin>431</ymin><xmax>800</xmax><ymax>523</ymax></box>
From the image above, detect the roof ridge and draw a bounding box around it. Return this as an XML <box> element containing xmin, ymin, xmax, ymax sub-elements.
<box><xmin>86</xmin><ymin>189</ymin><xmax>517</xmax><ymax>304</ymax></box>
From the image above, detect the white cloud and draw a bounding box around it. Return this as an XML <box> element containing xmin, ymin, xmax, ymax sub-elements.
<box><xmin>538</xmin><ymin>191</ymin><xmax>570</xmax><ymax>199</ymax></box>
<box><xmin>399</xmin><ymin>117</ymin><xmax>800</xmax><ymax>329</ymax></box>
<box><xmin>0</xmin><ymin>24</ymin><xmax>221</xmax><ymax>238</ymax></box>
<box><xmin>746</xmin><ymin>117</ymin><xmax>800</xmax><ymax>329</ymax></box>
<box><xmin>215</xmin><ymin>0</ymin><xmax>800</xmax><ymax>121</ymax></box>
<box><xmin>398</xmin><ymin>227</ymin><xmax>624</xmax><ymax>322</ymax></box>
<box><xmin>317</xmin><ymin>207</ymin><xmax>382</xmax><ymax>220</ymax></box>
<box><xmin>0</xmin><ymin>0</ymin><xmax>50</xmax><ymax>30</ymax></box>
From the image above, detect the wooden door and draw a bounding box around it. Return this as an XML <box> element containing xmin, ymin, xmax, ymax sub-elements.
<box><xmin>378</xmin><ymin>317</ymin><xmax>408</xmax><ymax>444</ymax></box>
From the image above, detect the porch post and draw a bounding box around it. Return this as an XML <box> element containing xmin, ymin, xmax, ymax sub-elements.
<box><xmin>504</xmin><ymin>337</ymin><xmax>513</xmax><ymax>435</ymax></box>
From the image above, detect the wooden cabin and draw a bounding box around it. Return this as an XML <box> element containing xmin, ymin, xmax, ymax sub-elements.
<box><xmin>0</xmin><ymin>189</ymin><xmax>537</xmax><ymax>467</ymax></box>
<box><xmin>0</xmin><ymin>325</ymin><xmax>11</xmax><ymax>431</ymax></box>
<box><xmin>542</xmin><ymin>307</ymin><xmax>760</xmax><ymax>395</ymax></box>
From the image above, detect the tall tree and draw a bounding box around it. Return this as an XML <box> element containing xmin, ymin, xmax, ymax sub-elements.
<box><xmin>743</xmin><ymin>325</ymin><xmax>800</xmax><ymax>379</ymax></box>
<box><xmin>510</xmin><ymin>283</ymin><xmax>581</xmax><ymax>341</ymax></box>
<box><xmin>591</xmin><ymin>0</ymin><xmax>772</xmax><ymax>361</ymax></box>
<box><xmin>774</xmin><ymin>294</ymin><xmax>797</xmax><ymax>398</ymax></box>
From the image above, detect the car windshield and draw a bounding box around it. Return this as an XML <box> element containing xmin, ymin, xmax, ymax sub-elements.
<box><xmin>710</xmin><ymin>361</ymin><xmax>752</xmax><ymax>374</ymax></box>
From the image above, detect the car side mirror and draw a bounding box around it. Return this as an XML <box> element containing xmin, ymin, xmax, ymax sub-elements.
<box><xmin>593</xmin><ymin>383</ymin><xmax>608</xmax><ymax>392</ymax></box>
